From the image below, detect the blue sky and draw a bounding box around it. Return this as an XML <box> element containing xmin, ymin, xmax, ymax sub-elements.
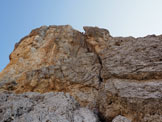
<box><xmin>1</xmin><ymin>0</ymin><xmax>162</xmax><ymax>71</ymax></box>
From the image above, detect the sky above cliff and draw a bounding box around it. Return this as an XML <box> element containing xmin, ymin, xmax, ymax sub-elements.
<box><xmin>1</xmin><ymin>0</ymin><xmax>162</xmax><ymax>71</ymax></box>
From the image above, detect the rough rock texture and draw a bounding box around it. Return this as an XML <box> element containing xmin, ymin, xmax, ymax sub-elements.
<box><xmin>1</xmin><ymin>25</ymin><xmax>162</xmax><ymax>122</ymax></box>
<box><xmin>112</xmin><ymin>115</ymin><xmax>131</xmax><ymax>122</ymax></box>
<box><xmin>97</xmin><ymin>35</ymin><xmax>162</xmax><ymax>122</ymax></box>
<box><xmin>0</xmin><ymin>25</ymin><xmax>101</xmax><ymax>108</ymax></box>
<box><xmin>0</xmin><ymin>92</ymin><xmax>98</xmax><ymax>122</ymax></box>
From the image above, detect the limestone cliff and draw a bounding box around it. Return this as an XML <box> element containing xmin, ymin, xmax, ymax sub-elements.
<box><xmin>1</xmin><ymin>25</ymin><xmax>162</xmax><ymax>122</ymax></box>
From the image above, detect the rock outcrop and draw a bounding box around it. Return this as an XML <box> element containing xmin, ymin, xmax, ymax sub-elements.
<box><xmin>1</xmin><ymin>25</ymin><xmax>162</xmax><ymax>122</ymax></box>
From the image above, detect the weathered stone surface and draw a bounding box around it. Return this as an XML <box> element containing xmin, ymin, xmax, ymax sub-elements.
<box><xmin>0</xmin><ymin>92</ymin><xmax>99</xmax><ymax>122</ymax></box>
<box><xmin>0</xmin><ymin>25</ymin><xmax>86</xmax><ymax>82</ymax></box>
<box><xmin>83</xmin><ymin>27</ymin><xmax>162</xmax><ymax>121</ymax></box>
<box><xmin>83</xmin><ymin>26</ymin><xmax>112</xmax><ymax>54</ymax></box>
<box><xmin>96</xmin><ymin>34</ymin><xmax>162</xmax><ymax>122</ymax></box>
<box><xmin>98</xmin><ymin>79</ymin><xmax>162</xmax><ymax>122</ymax></box>
<box><xmin>1</xmin><ymin>25</ymin><xmax>162</xmax><ymax>122</ymax></box>
<box><xmin>105</xmin><ymin>79</ymin><xmax>162</xmax><ymax>99</ymax></box>
<box><xmin>74</xmin><ymin>108</ymin><xmax>99</xmax><ymax>122</ymax></box>
<box><xmin>0</xmin><ymin>25</ymin><xmax>101</xmax><ymax>108</ymax></box>
<box><xmin>100</xmin><ymin>36</ymin><xmax>162</xmax><ymax>80</ymax></box>
<box><xmin>112</xmin><ymin>115</ymin><xmax>131</xmax><ymax>122</ymax></box>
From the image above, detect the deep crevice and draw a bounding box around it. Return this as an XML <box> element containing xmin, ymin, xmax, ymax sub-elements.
<box><xmin>97</xmin><ymin>55</ymin><xmax>103</xmax><ymax>85</ymax></box>
<box><xmin>82</xmin><ymin>31</ymin><xmax>106</xmax><ymax>121</ymax></box>
<box><xmin>83</xmin><ymin>33</ymin><xmax>104</xmax><ymax>85</ymax></box>
<box><xmin>98</xmin><ymin>112</ymin><xmax>108</xmax><ymax>122</ymax></box>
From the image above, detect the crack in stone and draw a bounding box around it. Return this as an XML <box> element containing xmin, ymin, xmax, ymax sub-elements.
<box><xmin>97</xmin><ymin>55</ymin><xmax>103</xmax><ymax>85</ymax></box>
<box><xmin>82</xmin><ymin>32</ymin><xmax>104</xmax><ymax>86</ymax></box>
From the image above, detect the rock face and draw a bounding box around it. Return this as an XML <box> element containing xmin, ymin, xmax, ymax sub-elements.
<box><xmin>1</xmin><ymin>25</ymin><xmax>162</xmax><ymax>122</ymax></box>
<box><xmin>0</xmin><ymin>25</ymin><xmax>101</xmax><ymax>109</ymax></box>
<box><xmin>0</xmin><ymin>92</ymin><xmax>98</xmax><ymax>122</ymax></box>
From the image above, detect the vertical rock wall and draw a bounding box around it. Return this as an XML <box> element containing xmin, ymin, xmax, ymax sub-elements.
<box><xmin>1</xmin><ymin>25</ymin><xmax>162</xmax><ymax>122</ymax></box>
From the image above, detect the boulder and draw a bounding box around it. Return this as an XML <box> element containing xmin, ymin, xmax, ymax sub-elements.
<box><xmin>112</xmin><ymin>115</ymin><xmax>131</xmax><ymax>122</ymax></box>
<box><xmin>0</xmin><ymin>92</ymin><xmax>99</xmax><ymax>122</ymax></box>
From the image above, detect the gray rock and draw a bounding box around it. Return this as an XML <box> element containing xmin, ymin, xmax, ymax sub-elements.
<box><xmin>112</xmin><ymin>115</ymin><xmax>131</xmax><ymax>122</ymax></box>
<box><xmin>105</xmin><ymin>79</ymin><xmax>162</xmax><ymax>99</ymax></box>
<box><xmin>74</xmin><ymin>108</ymin><xmax>98</xmax><ymax>122</ymax></box>
<box><xmin>0</xmin><ymin>92</ymin><xmax>98</xmax><ymax>122</ymax></box>
<box><xmin>101</xmin><ymin>36</ymin><xmax>162</xmax><ymax>80</ymax></box>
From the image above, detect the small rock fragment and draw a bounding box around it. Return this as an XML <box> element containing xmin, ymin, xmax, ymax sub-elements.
<box><xmin>112</xmin><ymin>115</ymin><xmax>131</xmax><ymax>122</ymax></box>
